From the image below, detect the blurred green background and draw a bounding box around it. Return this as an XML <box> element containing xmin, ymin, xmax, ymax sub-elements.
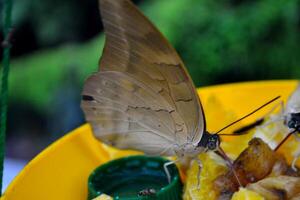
<box><xmin>1</xmin><ymin>0</ymin><xmax>300</xmax><ymax>160</ymax></box>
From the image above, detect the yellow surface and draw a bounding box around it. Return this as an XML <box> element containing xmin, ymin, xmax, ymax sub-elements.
<box><xmin>1</xmin><ymin>80</ymin><xmax>299</xmax><ymax>200</ymax></box>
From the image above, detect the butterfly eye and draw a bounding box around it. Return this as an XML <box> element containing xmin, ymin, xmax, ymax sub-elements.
<box><xmin>287</xmin><ymin>113</ymin><xmax>300</xmax><ymax>129</ymax></box>
<box><xmin>288</xmin><ymin>119</ymin><xmax>296</xmax><ymax>129</ymax></box>
<box><xmin>207</xmin><ymin>142</ymin><xmax>216</xmax><ymax>150</ymax></box>
<box><xmin>206</xmin><ymin>135</ymin><xmax>218</xmax><ymax>150</ymax></box>
<box><xmin>207</xmin><ymin>140</ymin><xmax>217</xmax><ymax>150</ymax></box>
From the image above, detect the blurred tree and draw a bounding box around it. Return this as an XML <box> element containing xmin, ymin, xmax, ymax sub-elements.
<box><xmin>0</xmin><ymin>0</ymin><xmax>143</xmax><ymax>57</ymax></box>
<box><xmin>146</xmin><ymin>0</ymin><xmax>300</xmax><ymax>85</ymax></box>
<box><xmin>10</xmin><ymin>0</ymin><xmax>101</xmax><ymax>46</ymax></box>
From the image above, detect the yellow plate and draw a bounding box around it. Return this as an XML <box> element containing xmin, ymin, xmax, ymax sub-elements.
<box><xmin>1</xmin><ymin>80</ymin><xmax>298</xmax><ymax>200</ymax></box>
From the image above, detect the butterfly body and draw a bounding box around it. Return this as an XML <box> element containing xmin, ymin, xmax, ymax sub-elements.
<box><xmin>173</xmin><ymin>142</ymin><xmax>203</xmax><ymax>159</ymax></box>
<box><xmin>274</xmin><ymin>85</ymin><xmax>300</xmax><ymax>135</ymax></box>
<box><xmin>283</xmin><ymin>88</ymin><xmax>300</xmax><ymax>170</ymax></box>
<box><xmin>284</xmin><ymin>85</ymin><xmax>300</xmax><ymax>133</ymax></box>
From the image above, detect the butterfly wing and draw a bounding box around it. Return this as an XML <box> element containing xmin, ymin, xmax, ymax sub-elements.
<box><xmin>286</xmin><ymin>84</ymin><xmax>300</xmax><ymax>114</ymax></box>
<box><xmin>81</xmin><ymin>0</ymin><xmax>205</xmax><ymax>155</ymax></box>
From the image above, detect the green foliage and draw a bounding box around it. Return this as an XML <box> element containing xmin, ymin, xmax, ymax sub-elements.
<box><xmin>145</xmin><ymin>0</ymin><xmax>300</xmax><ymax>86</ymax></box>
<box><xmin>6</xmin><ymin>0</ymin><xmax>300</xmax><ymax>111</ymax></box>
<box><xmin>9</xmin><ymin>36</ymin><xmax>104</xmax><ymax>111</ymax></box>
<box><xmin>10</xmin><ymin>0</ymin><xmax>100</xmax><ymax>45</ymax></box>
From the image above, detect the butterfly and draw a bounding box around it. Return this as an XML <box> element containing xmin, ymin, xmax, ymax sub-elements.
<box><xmin>81</xmin><ymin>0</ymin><xmax>278</xmax><ymax>183</ymax></box>
<box><xmin>234</xmin><ymin>84</ymin><xmax>300</xmax><ymax>170</ymax></box>
<box><xmin>284</xmin><ymin>84</ymin><xmax>300</xmax><ymax>133</ymax></box>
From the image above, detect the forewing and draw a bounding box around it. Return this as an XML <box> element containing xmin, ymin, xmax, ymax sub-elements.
<box><xmin>81</xmin><ymin>0</ymin><xmax>205</xmax><ymax>154</ymax></box>
<box><xmin>99</xmin><ymin>0</ymin><xmax>206</xmax><ymax>142</ymax></box>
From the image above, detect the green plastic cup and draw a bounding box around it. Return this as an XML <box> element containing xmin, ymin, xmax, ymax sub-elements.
<box><xmin>88</xmin><ymin>155</ymin><xmax>183</xmax><ymax>200</ymax></box>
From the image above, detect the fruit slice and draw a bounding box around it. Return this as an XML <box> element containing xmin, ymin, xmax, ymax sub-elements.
<box><xmin>92</xmin><ymin>194</ymin><xmax>113</xmax><ymax>200</ymax></box>
<box><xmin>231</xmin><ymin>188</ymin><xmax>264</xmax><ymax>200</ymax></box>
<box><xmin>183</xmin><ymin>152</ymin><xmax>227</xmax><ymax>200</ymax></box>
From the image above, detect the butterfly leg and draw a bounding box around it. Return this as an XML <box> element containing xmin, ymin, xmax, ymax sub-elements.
<box><xmin>292</xmin><ymin>152</ymin><xmax>300</xmax><ymax>171</ymax></box>
<box><xmin>163</xmin><ymin>160</ymin><xmax>177</xmax><ymax>183</ymax></box>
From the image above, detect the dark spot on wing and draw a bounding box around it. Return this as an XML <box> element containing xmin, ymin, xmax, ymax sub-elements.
<box><xmin>82</xmin><ymin>95</ymin><xmax>95</xmax><ymax>101</ymax></box>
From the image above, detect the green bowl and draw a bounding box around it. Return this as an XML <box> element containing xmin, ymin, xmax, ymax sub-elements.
<box><xmin>88</xmin><ymin>155</ymin><xmax>183</xmax><ymax>200</ymax></box>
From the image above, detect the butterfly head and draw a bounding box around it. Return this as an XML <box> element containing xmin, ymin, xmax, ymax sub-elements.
<box><xmin>197</xmin><ymin>132</ymin><xmax>220</xmax><ymax>151</ymax></box>
<box><xmin>207</xmin><ymin>134</ymin><xmax>220</xmax><ymax>150</ymax></box>
<box><xmin>286</xmin><ymin>112</ymin><xmax>300</xmax><ymax>132</ymax></box>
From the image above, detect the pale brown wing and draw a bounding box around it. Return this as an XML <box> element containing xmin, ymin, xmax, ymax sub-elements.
<box><xmin>81</xmin><ymin>0</ymin><xmax>205</xmax><ymax>154</ymax></box>
<box><xmin>82</xmin><ymin>71</ymin><xmax>179</xmax><ymax>156</ymax></box>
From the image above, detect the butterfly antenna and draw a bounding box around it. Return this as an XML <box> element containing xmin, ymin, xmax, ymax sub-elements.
<box><xmin>274</xmin><ymin>129</ymin><xmax>297</xmax><ymax>151</ymax></box>
<box><xmin>216</xmin><ymin>96</ymin><xmax>280</xmax><ymax>135</ymax></box>
<box><xmin>216</xmin><ymin>147</ymin><xmax>242</xmax><ymax>187</ymax></box>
